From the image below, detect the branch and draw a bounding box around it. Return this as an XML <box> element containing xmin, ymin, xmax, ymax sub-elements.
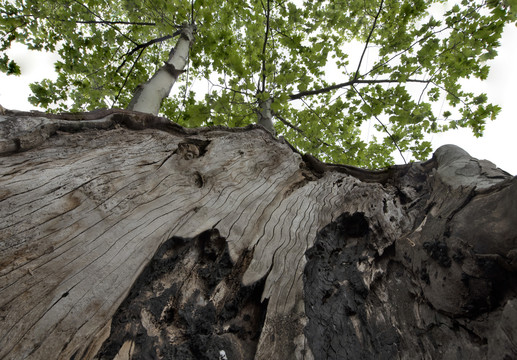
<box><xmin>115</xmin><ymin>32</ymin><xmax>181</xmax><ymax>74</ymax></box>
<box><xmin>299</xmin><ymin>98</ymin><xmax>333</xmax><ymax>133</ymax></box>
<box><xmin>289</xmin><ymin>78</ymin><xmax>429</xmax><ymax>100</ymax></box>
<box><xmin>112</xmin><ymin>48</ymin><xmax>145</xmax><ymax>108</ymax></box>
<box><xmin>72</xmin><ymin>0</ymin><xmax>137</xmax><ymax>45</ymax></box>
<box><xmin>274</xmin><ymin>112</ymin><xmax>303</xmax><ymax>133</ymax></box>
<box><xmin>289</xmin><ymin>4</ymin><xmax>485</xmax><ymax>102</ymax></box>
<box><xmin>3</xmin><ymin>9</ymin><xmax>155</xmax><ymax>27</ymax></box>
<box><xmin>351</xmin><ymin>85</ymin><xmax>407</xmax><ymax>164</ymax></box>
<box><xmin>417</xmin><ymin>70</ymin><xmax>438</xmax><ymax>104</ymax></box>
<box><xmin>190</xmin><ymin>0</ymin><xmax>195</xmax><ymax>23</ymax></box>
<box><xmin>206</xmin><ymin>79</ymin><xmax>252</xmax><ymax>97</ymax></box>
<box><xmin>363</xmin><ymin>4</ymin><xmax>483</xmax><ymax>79</ymax></box>
<box><xmin>273</xmin><ymin>111</ymin><xmax>331</xmax><ymax>147</ymax></box>
<box><xmin>430</xmin><ymin>80</ymin><xmax>471</xmax><ymax>110</ymax></box>
<box><xmin>126</xmin><ymin>34</ymin><xmax>177</xmax><ymax>57</ymax></box>
<box><xmin>70</xmin><ymin>20</ymin><xmax>156</xmax><ymax>26</ymax></box>
<box><xmin>260</xmin><ymin>0</ymin><xmax>271</xmax><ymax>93</ymax></box>
<box><xmin>354</xmin><ymin>0</ymin><xmax>384</xmax><ymax>80</ymax></box>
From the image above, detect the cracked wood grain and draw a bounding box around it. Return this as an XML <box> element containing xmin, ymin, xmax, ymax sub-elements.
<box><xmin>1</xmin><ymin>111</ymin><xmax>516</xmax><ymax>359</ymax></box>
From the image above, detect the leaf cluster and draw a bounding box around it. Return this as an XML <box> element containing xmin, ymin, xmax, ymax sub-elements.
<box><xmin>0</xmin><ymin>0</ymin><xmax>513</xmax><ymax>167</ymax></box>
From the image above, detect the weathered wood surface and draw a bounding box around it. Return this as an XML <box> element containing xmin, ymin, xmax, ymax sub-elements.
<box><xmin>0</xmin><ymin>109</ymin><xmax>516</xmax><ymax>359</ymax></box>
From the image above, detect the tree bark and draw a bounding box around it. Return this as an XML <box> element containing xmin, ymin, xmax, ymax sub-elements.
<box><xmin>256</xmin><ymin>97</ymin><xmax>275</xmax><ymax>135</ymax></box>
<box><xmin>127</xmin><ymin>24</ymin><xmax>195</xmax><ymax>115</ymax></box>
<box><xmin>0</xmin><ymin>109</ymin><xmax>516</xmax><ymax>359</ymax></box>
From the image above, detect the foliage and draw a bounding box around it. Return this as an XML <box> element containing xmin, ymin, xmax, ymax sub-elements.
<box><xmin>0</xmin><ymin>0</ymin><xmax>513</xmax><ymax>167</ymax></box>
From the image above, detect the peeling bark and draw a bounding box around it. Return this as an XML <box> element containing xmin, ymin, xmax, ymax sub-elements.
<box><xmin>0</xmin><ymin>109</ymin><xmax>516</xmax><ymax>359</ymax></box>
<box><xmin>127</xmin><ymin>24</ymin><xmax>195</xmax><ymax>115</ymax></box>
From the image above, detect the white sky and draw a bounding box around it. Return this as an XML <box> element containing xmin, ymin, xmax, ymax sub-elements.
<box><xmin>1</xmin><ymin>23</ymin><xmax>516</xmax><ymax>174</ymax></box>
<box><xmin>424</xmin><ymin>23</ymin><xmax>517</xmax><ymax>175</ymax></box>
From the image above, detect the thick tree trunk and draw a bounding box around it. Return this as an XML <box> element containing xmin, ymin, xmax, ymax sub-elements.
<box><xmin>0</xmin><ymin>109</ymin><xmax>516</xmax><ymax>360</ymax></box>
<box><xmin>127</xmin><ymin>24</ymin><xmax>195</xmax><ymax>115</ymax></box>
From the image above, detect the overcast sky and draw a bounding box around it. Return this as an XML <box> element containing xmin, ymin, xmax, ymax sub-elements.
<box><xmin>1</xmin><ymin>22</ymin><xmax>516</xmax><ymax>174</ymax></box>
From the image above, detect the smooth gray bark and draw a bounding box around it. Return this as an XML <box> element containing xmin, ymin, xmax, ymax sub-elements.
<box><xmin>0</xmin><ymin>109</ymin><xmax>516</xmax><ymax>359</ymax></box>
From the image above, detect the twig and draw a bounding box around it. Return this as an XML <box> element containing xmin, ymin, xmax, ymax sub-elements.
<box><xmin>112</xmin><ymin>48</ymin><xmax>144</xmax><ymax>108</ymax></box>
<box><xmin>260</xmin><ymin>0</ymin><xmax>271</xmax><ymax>93</ymax></box>
<box><xmin>72</xmin><ymin>0</ymin><xmax>137</xmax><ymax>45</ymax></box>
<box><xmin>66</xmin><ymin>19</ymin><xmax>156</xmax><ymax>25</ymax></box>
<box><xmin>273</xmin><ymin>111</ymin><xmax>331</xmax><ymax>147</ymax></box>
<box><xmin>354</xmin><ymin>0</ymin><xmax>384</xmax><ymax>80</ymax></box>
<box><xmin>126</xmin><ymin>34</ymin><xmax>177</xmax><ymax>57</ymax></box>
<box><xmin>289</xmin><ymin>78</ymin><xmax>428</xmax><ymax>100</ymax></box>
<box><xmin>115</xmin><ymin>33</ymin><xmax>181</xmax><ymax>74</ymax></box>
<box><xmin>363</xmin><ymin>4</ymin><xmax>483</xmax><ymax>79</ymax></box>
<box><xmin>352</xmin><ymin>85</ymin><xmax>407</xmax><ymax>164</ymax></box>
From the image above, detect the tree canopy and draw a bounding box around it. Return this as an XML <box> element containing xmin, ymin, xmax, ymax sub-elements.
<box><xmin>0</xmin><ymin>0</ymin><xmax>514</xmax><ymax>167</ymax></box>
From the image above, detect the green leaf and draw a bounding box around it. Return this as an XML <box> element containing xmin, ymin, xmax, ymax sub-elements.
<box><xmin>2</xmin><ymin>0</ymin><xmax>513</xmax><ymax>168</ymax></box>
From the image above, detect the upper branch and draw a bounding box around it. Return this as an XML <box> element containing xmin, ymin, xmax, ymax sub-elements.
<box><xmin>112</xmin><ymin>48</ymin><xmax>145</xmax><ymax>107</ymax></box>
<box><xmin>354</xmin><ymin>0</ymin><xmax>384</xmax><ymax>80</ymax></box>
<box><xmin>274</xmin><ymin>111</ymin><xmax>331</xmax><ymax>147</ymax></box>
<box><xmin>363</xmin><ymin>4</ymin><xmax>483</xmax><ymax>79</ymax></box>
<box><xmin>352</xmin><ymin>84</ymin><xmax>407</xmax><ymax>164</ymax></box>
<box><xmin>115</xmin><ymin>31</ymin><xmax>183</xmax><ymax>73</ymax></box>
<box><xmin>126</xmin><ymin>34</ymin><xmax>177</xmax><ymax>57</ymax></box>
<box><xmin>289</xmin><ymin>78</ymin><xmax>429</xmax><ymax>100</ymax></box>
<box><xmin>71</xmin><ymin>20</ymin><xmax>156</xmax><ymax>26</ymax></box>
<box><xmin>260</xmin><ymin>0</ymin><xmax>271</xmax><ymax>93</ymax></box>
<box><xmin>72</xmin><ymin>0</ymin><xmax>137</xmax><ymax>45</ymax></box>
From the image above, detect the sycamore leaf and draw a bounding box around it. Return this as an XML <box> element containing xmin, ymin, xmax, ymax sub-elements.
<box><xmin>1</xmin><ymin>0</ymin><xmax>513</xmax><ymax>168</ymax></box>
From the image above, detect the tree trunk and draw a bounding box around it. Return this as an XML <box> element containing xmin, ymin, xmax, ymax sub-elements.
<box><xmin>0</xmin><ymin>109</ymin><xmax>516</xmax><ymax>360</ymax></box>
<box><xmin>127</xmin><ymin>24</ymin><xmax>195</xmax><ymax>115</ymax></box>
<box><xmin>256</xmin><ymin>97</ymin><xmax>275</xmax><ymax>135</ymax></box>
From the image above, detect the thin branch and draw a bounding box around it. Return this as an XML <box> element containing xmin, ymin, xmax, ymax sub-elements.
<box><xmin>273</xmin><ymin>111</ymin><xmax>331</xmax><ymax>147</ymax></box>
<box><xmin>115</xmin><ymin>57</ymin><xmax>130</xmax><ymax>75</ymax></box>
<box><xmin>274</xmin><ymin>112</ymin><xmax>304</xmax><ymax>133</ymax></box>
<box><xmin>190</xmin><ymin>0</ymin><xmax>195</xmax><ymax>24</ymax></box>
<box><xmin>352</xmin><ymin>85</ymin><xmax>407</xmax><ymax>164</ymax></box>
<box><xmin>126</xmin><ymin>34</ymin><xmax>176</xmax><ymax>57</ymax></box>
<box><xmin>417</xmin><ymin>69</ymin><xmax>439</xmax><ymax>104</ymax></box>
<box><xmin>417</xmin><ymin>80</ymin><xmax>432</xmax><ymax>105</ymax></box>
<box><xmin>72</xmin><ymin>0</ymin><xmax>137</xmax><ymax>45</ymax></box>
<box><xmin>289</xmin><ymin>78</ymin><xmax>429</xmax><ymax>100</ymax></box>
<box><xmin>300</xmin><ymin>98</ymin><xmax>331</xmax><ymax>129</ymax></box>
<box><xmin>115</xmin><ymin>33</ymin><xmax>181</xmax><ymax>74</ymax></box>
<box><xmin>354</xmin><ymin>0</ymin><xmax>384</xmax><ymax>80</ymax></box>
<box><xmin>260</xmin><ymin>0</ymin><xmax>271</xmax><ymax>93</ymax></box>
<box><xmin>112</xmin><ymin>48</ymin><xmax>144</xmax><ymax>108</ymax></box>
<box><xmin>430</xmin><ymin>81</ymin><xmax>470</xmax><ymax>109</ymax></box>
<box><xmin>182</xmin><ymin>44</ymin><xmax>192</xmax><ymax>110</ymax></box>
<box><xmin>0</xmin><ymin>22</ymin><xmax>27</xmax><ymax>45</ymax></box>
<box><xmin>68</xmin><ymin>19</ymin><xmax>156</xmax><ymax>25</ymax></box>
<box><xmin>363</xmin><ymin>4</ymin><xmax>483</xmax><ymax>79</ymax></box>
<box><xmin>206</xmin><ymin>79</ymin><xmax>252</xmax><ymax>97</ymax></box>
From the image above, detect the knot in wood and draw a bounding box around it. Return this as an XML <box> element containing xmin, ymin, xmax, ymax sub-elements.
<box><xmin>163</xmin><ymin>63</ymin><xmax>186</xmax><ymax>78</ymax></box>
<box><xmin>177</xmin><ymin>142</ymin><xmax>200</xmax><ymax>160</ymax></box>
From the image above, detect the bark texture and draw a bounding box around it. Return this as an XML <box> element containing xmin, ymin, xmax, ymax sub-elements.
<box><xmin>0</xmin><ymin>109</ymin><xmax>516</xmax><ymax>359</ymax></box>
<box><xmin>127</xmin><ymin>24</ymin><xmax>195</xmax><ymax>115</ymax></box>
<box><xmin>256</xmin><ymin>98</ymin><xmax>275</xmax><ymax>135</ymax></box>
